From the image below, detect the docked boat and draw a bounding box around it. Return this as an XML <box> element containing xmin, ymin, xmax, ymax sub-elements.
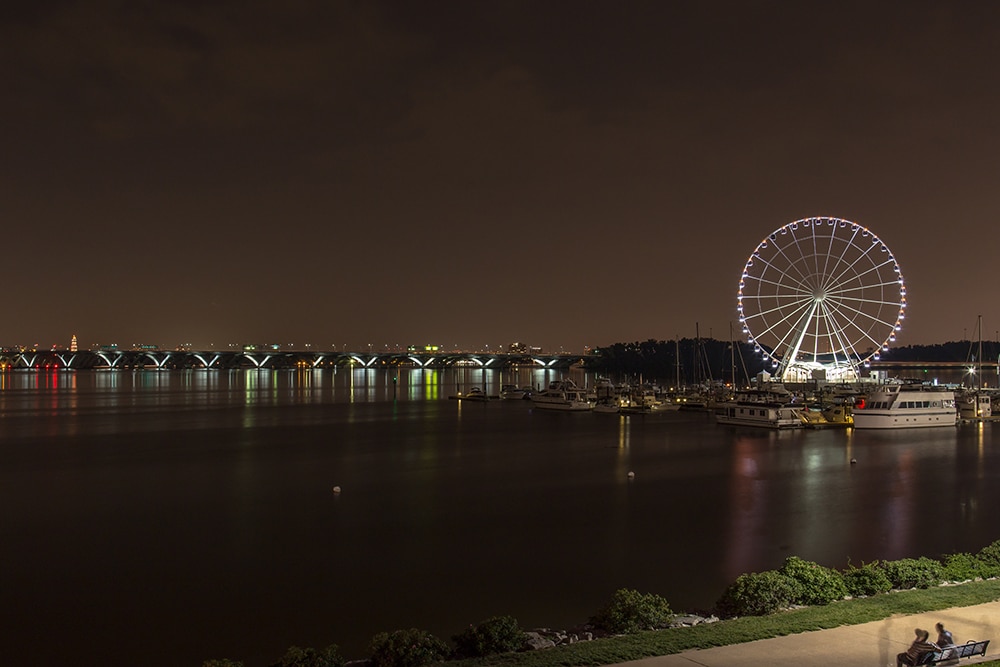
<box><xmin>531</xmin><ymin>379</ymin><xmax>594</xmax><ymax>411</ymax></box>
<box><xmin>593</xmin><ymin>397</ymin><xmax>621</xmax><ymax>414</ymax></box>
<box><xmin>851</xmin><ymin>384</ymin><xmax>957</xmax><ymax>429</ymax></box>
<box><xmin>715</xmin><ymin>388</ymin><xmax>804</xmax><ymax>429</ymax></box>
<box><xmin>500</xmin><ymin>385</ymin><xmax>531</xmax><ymax>400</ymax></box>
<box><xmin>620</xmin><ymin>387</ymin><xmax>657</xmax><ymax>412</ymax></box>
<box><xmin>799</xmin><ymin>403</ymin><xmax>853</xmax><ymax>428</ymax></box>
<box><xmin>592</xmin><ymin>377</ymin><xmax>619</xmax><ymax>403</ymax></box>
<box><xmin>957</xmin><ymin>390</ymin><xmax>992</xmax><ymax>419</ymax></box>
<box><xmin>460</xmin><ymin>387</ymin><xmax>491</xmax><ymax>401</ymax></box>
<box><xmin>672</xmin><ymin>391</ymin><xmax>711</xmax><ymax>411</ymax></box>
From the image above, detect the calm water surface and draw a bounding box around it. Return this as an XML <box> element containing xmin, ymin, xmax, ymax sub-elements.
<box><xmin>2</xmin><ymin>368</ymin><xmax>999</xmax><ymax>666</ymax></box>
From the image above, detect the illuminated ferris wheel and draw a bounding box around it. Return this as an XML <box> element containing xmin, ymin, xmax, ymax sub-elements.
<box><xmin>737</xmin><ymin>216</ymin><xmax>906</xmax><ymax>382</ymax></box>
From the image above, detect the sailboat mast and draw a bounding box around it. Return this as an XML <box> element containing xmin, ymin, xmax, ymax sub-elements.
<box><xmin>675</xmin><ymin>336</ymin><xmax>681</xmax><ymax>389</ymax></box>
<box><xmin>730</xmin><ymin>321</ymin><xmax>736</xmax><ymax>388</ymax></box>
<box><xmin>695</xmin><ymin>322</ymin><xmax>701</xmax><ymax>386</ymax></box>
<box><xmin>978</xmin><ymin>314</ymin><xmax>983</xmax><ymax>391</ymax></box>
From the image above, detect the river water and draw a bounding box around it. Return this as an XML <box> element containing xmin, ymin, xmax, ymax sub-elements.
<box><xmin>2</xmin><ymin>367</ymin><xmax>999</xmax><ymax>667</ymax></box>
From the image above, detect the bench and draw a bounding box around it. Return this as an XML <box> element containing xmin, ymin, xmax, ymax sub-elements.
<box><xmin>917</xmin><ymin>639</ymin><xmax>991</xmax><ymax>665</ymax></box>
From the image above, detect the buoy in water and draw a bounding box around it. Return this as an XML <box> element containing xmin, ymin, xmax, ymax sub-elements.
<box><xmin>627</xmin><ymin>471</ymin><xmax>635</xmax><ymax>480</ymax></box>
<box><xmin>850</xmin><ymin>458</ymin><xmax>857</xmax><ymax>465</ymax></box>
<box><xmin>332</xmin><ymin>486</ymin><xmax>342</xmax><ymax>494</ymax></box>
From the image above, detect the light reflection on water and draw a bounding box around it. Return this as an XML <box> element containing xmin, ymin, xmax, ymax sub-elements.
<box><xmin>0</xmin><ymin>369</ymin><xmax>998</xmax><ymax>667</ymax></box>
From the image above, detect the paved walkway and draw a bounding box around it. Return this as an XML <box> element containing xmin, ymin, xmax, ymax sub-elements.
<box><xmin>609</xmin><ymin>602</ymin><xmax>1000</xmax><ymax>667</ymax></box>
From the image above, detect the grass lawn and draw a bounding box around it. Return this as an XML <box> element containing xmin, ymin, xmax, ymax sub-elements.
<box><xmin>450</xmin><ymin>579</ymin><xmax>1000</xmax><ymax>667</ymax></box>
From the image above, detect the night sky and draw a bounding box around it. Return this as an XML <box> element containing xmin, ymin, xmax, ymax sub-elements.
<box><xmin>5</xmin><ymin>2</ymin><xmax>1000</xmax><ymax>353</ymax></box>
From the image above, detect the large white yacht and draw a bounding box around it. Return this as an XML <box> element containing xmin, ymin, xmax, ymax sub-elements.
<box><xmin>852</xmin><ymin>383</ymin><xmax>957</xmax><ymax>429</ymax></box>
<box><xmin>531</xmin><ymin>379</ymin><xmax>594</xmax><ymax>411</ymax></box>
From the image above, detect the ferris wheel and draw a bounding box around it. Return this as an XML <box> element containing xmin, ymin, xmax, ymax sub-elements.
<box><xmin>737</xmin><ymin>216</ymin><xmax>906</xmax><ymax>382</ymax></box>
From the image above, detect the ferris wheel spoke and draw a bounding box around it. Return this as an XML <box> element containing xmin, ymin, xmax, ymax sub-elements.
<box><xmin>831</xmin><ymin>294</ymin><xmax>904</xmax><ymax>311</ymax></box>
<box><xmin>824</xmin><ymin>242</ymin><xmax>892</xmax><ymax>293</ymax></box>
<box><xmin>745</xmin><ymin>298</ymin><xmax>814</xmax><ymax>347</ymax></box>
<box><xmin>741</xmin><ymin>269</ymin><xmax>814</xmax><ymax>292</ymax></box>
<box><xmin>817</xmin><ymin>303</ymin><xmax>853</xmax><ymax>365</ymax></box>
<box><xmin>823</xmin><ymin>276</ymin><xmax>904</xmax><ymax>297</ymax></box>
<box><xmin>824</xmin><ymin>297</ymin><xmax>894</xmax><ymax>350</ymax></box>
<box><xmin>827</xmin><ymin>257</ymin><xmax>899</xmax><ymax>293</ymax></box>
<box><xmin>825</xmin><ymin>290</ymin><xmax>902</xmax><ymax>320</ymax></box>
<box><xmin>739</xmin><ymin>291</ymin><xmax>817</xmax><ymax>305</ymax></box>
<box><xmin>818</xmin><ymin>223</ymin><xmax>864</xmax><ymax>293</ymax></box>
<box><xmin>743</xmin><ymin>294</ymin><xmax>812</xmax><ymax>315</ymax></box>
<box><xmin>761</xmin><ymin>301</ymin><xmax>813</xmax><ymax>360</ymax></box>
<box><xmin>767</xmin><ymin>234</ymin><xmax>815</xmax><ymax>288</ymax></box>
<box><xmin>747</xmin><ymin>255</ymin><xmax>814</xmax><ymax>294</ymax></box>
<box><xmin>818</xmin><ymin>222</ymin><xmax>843</xmax><ymax>295</ymax></box>
<box><xmin>753</xmin><ymin>300</ymin><xmax>811</xmax><ymax>334</ymax></box>
<box><xmin>821</xmin><ymin>301</ymin><xmax>868</xmax><ymax>367</ymax></box>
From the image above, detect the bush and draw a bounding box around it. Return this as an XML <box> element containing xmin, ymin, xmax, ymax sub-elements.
<box><xmin>880</xmin><ymin>557</ymin><xmax>943</xmax><ymax>590</ymax></box>
<box><xmin>780</xmin><ymin>556</ymin><xmax>847</xmax><ymax>606</ymax></box>
<box><xmin>452</xmin><ymin>615</ymin><xmax>525</xmax><ymax>658</ymax></box>
<box><xmin>589</xmin><ymin>588</ymin><xmax>673</xmax><ymax>634</ymax></box>
<box><xmin>842</xmin><ymin>561</ymin><xmax>892</xmax><ymax>597</ymax></box>
<box><xmin>272</xmin><ymin>645</ymin><xmax>343</xmax><ymax>667</ymax></box>
<box><xmin>368</xmin><ymin>628</ymin><xmax>450</xmax><ymax>667</ymax></box>
<box><xmin>977</xmin><ymin>540</ymin><xmax>1000</xmax><ymax>569</ymax></box>
<box><xmin>942</xmin><ymin>551</ymin><xmax>1000</xmax><ymax>581</ymax></box>
<box><xmin>715</xmin><ymin>570</ymin><xmax>799</xmax><ymax>618</ymax></box>
<box><xmin>941</xmin><ymin>552</ymin><xmax>984</xmax><ymax>582</ymax></box>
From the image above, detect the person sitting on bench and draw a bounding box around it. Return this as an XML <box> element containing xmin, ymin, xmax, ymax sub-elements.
<box><xmin>898</xmin><ymin>628</ymin><xmax>940</xmax><ymax>667</ymax></box>
<box><xmin>936</xmin><ymin>623</ymin><xmax>956</xmax><ymax>648</ymax></box>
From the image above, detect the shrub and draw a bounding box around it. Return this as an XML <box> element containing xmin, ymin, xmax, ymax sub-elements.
<box><xmin>272</xmin><ymin>645</ymin><xmax>344</xmax><ymax>667</ymax></box>
<box><xmin>842</xmin><ymin>561</ymin><xmax>892</xmax><ymax>597</ymax></box>
<box><xmin>880</xmin><ymin>557</ymin><xmax>943</xmax><ymax>589</ymax></box>
<box><xmin>589</xmin><ymin>588</ymin><xmax>673</xmax><ymax>634</ymax></box>
<box><xmin>368</xmin><ymin>628</ymin><xmax>450</xmax><ymax>667</ymax></box>
<box><xmin>977</xmin><ymin>540</ymin><xmax>1000</xmax><ymax>569</ymax></box>
<box><xmin>942</xmin><ymin>551</ymin><xmax>1000</xmax><ymax>581</ymax></box>
<box><xmin>452</xmin><ymin>615</ymin><xmax>525</xmax><ymax>658</ymax></box>
<box><xmin>941</xmin><ymin>552</ymin><xmax>984</xmax><ymax>582</ymax></box>
<box><xmin>780</xmin><ymin>556</ymin><xmax>847</xmax><ymax>606</ymax></box>
<box><xmin>715</xmin><ymin>570</ymin><xmax>799</xmax><ymax>618</ymax></box>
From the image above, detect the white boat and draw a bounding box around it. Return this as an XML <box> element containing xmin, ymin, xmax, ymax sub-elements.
<box><xmin>852</xmin><ymin>384</ymin><xmax>957</xmax><ymax>429</ymax></box>
<box><xmin>592</xmin><ymin>377</ymin><xmax>618</xmax><ymax>402</ymax></box>
<box><xmin>531</xmin><ymin>380</ymin><xmax>594</xmax><ymax>411</ymax></box>
<box><xmin>715</xmin><ymin>388</ymin><xmax>804</xmax><ymax>429</ymax></box>
<box><xmin>593</xmin><ymin>397</ymin><xmax>620</xmax><ymax>414</ymax></box>
<box><xmin>460</xmin><ymin>387</ymin><xmax>491</xmax><ymax>401</ymax></box>
<box><xmin>620</xmin><ymin>387</ymin><xmax>657</xmax><ymax>411</ymax></box>
<box><xmin>500</xmin><ymin>384</ymin><xmax>531</xmax><ymax>400</ymax></box>
<box><xmin>673</xmin><ymin>392</ymin><xmax>711</xmax><ymax>411</ymax></box>
<box><xmin>957</xmin><ymin>390</ymin><xmax>992</xmax><ymax>419</ymax></box>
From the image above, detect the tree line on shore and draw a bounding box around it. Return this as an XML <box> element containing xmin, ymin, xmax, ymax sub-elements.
<box><xmin>586</xmin><ymin>338</ymin><xmax>1000</xmax><ymax>385</ymax></box>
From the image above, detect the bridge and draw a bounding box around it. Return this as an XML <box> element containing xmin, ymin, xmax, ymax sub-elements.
<box><xmin>0</xmin><ymin>349</ymin><xmax>594</xmax><ymax>371</ymax></box>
